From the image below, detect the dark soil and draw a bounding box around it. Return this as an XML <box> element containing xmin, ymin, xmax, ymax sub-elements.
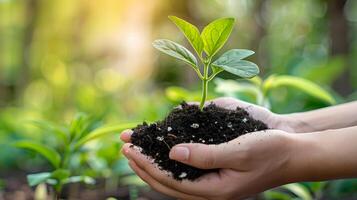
<box><xmin>131</xmin><ymin>102</ymin><xmax>268</xmax><ymax>181</ymax></box>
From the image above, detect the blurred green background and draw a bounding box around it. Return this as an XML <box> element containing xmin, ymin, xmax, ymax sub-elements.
<box><xmin>0</xmin><ymin>0</ymin><xmax>356</xmax><ymax>199</ymax></box>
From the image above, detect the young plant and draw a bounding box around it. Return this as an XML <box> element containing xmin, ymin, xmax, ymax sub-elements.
<box><xmin>153</xmin><ymin>16</ymin><xmax>259</xmax><ymax>110</ymax></box>
<box><xmin>14</xmin><ymin>114</ymin><xmax>136</xmax><ymax>199</ymax></box>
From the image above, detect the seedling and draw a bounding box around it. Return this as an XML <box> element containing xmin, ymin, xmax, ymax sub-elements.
<box><xmin>153</xmin><ymin>16</ymin><xmax>259</xmax><ymax>110</ymax></box>
<box><xmin>14</xmin><ymin>114</ymin><xmax>136</xmax><ymax>199</ymax></box>
<box><xmin>131</xmin><ymin>16</ymin><xmax>264</xmax><ymax>181</ymax></box>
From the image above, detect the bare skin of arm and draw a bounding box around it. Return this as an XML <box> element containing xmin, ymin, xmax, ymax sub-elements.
<box><xmin>289</xmin><ymin>126</ymin><xmax>357</xmax><ymax>182</ymax></box>
<box><xmin>120</xmin><ymin>98</ymin><xmax>357</xmax><ymax>200</ymax></box>
<box><xmin>282</xmin><ymin>101</ymin><xmax>357</xmax><ymax>132</ymax></box>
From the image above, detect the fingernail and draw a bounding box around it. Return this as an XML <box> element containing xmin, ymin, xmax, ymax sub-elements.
<box><xmin>170</xmin><ymin>146</ymin><xmax>189</xmax><ymax>161</ymax></box>
<box><xmin>120</xmin><ymin>130</ymin><xmax>133</xmax><ymax>140</ymax></box>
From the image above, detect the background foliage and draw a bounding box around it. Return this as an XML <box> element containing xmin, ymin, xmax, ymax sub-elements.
<box><xmin>0</xmin><ymin>0</ymin><xmax>356</xmax><ymax>199</ymax></box>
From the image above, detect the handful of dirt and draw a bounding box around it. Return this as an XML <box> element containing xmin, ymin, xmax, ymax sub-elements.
<box><xmin>131</xmin><ymin>102</ymin><xmax>268</xmax><ymax>180</ymax></box>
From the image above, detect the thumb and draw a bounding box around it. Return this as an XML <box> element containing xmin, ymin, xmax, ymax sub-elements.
<box><xmin>169</xmin><ymin>143</ymin><xmax>232</xmax><ymax>169</ymax></box>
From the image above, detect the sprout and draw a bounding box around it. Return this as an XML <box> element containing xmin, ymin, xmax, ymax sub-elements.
<box><xmin>153</xmin><ymin>16</ymin><xmax>259</xmax><ymax>110</ymax></box>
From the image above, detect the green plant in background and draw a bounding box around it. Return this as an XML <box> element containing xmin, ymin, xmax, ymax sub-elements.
<box><xmin>153</xmin><ymin>16</ymin><xmax>259</xmax><ymax>110</ymax></box>
<box><xmin>215</xmin><ymin>74</ymin><xmax>335</xmax><ymax>108</ymax></box>
<box><xmin>0</xmin><ymin>178</ymin><xmax>4</xmax><ymax>191</ymax></box>
<box><xmin>14</xmin><ymin>114</ymin><xmax>136</xmax><ymax>199</ymax></box>
<box><xmin>264</xmin><ymin>182</ymin><xmax>329</xmax><ymax>200</ymax></box>
<box><xmin>264</xmin><ymin>183</ymin><xmax>314</xmax><ymax>200</ymax></box>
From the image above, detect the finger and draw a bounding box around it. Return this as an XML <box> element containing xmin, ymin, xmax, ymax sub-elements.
<box><xmin>169</xmin><ymin>143</ymin><xmax>235</xmax><ymax>169</ymax></box>
<box><xmin>186</xmin><ymin>101</ymin><xmax>210</xmax><ymax>107</ymax></box>
<box><xmin>186</xmin><ymin>97</ymin><xmax>247</xmax><ymax>109</ymax></box>
<box><xmin>211</xmin><ymin>97</ymin><xmax>275</xmax><ymax>126</ymax></box>
<box><xmin>128</xmin><ymin>160</ymin><xmax>206</xmax><ymax>200</ymax></box>
<box><xmin>125</xmin><ymin>145</ymin><xmax>224</xmax><ymax>196</ymax></box>
<box><xmin>211</xmin><ymin>97</ymin><xmax>253</xmax><ymax>110</ymax></box>
<box><xmin>120</xmin><ymin>129</ymin><xmax>133</xmax><ymax>143</ymax></box>
<box><xmin>176</xmin><ymin>102</ymin><xmax>201</xmax><ymax>110</ymax></box>
<box><xmin>121</xmin><ymin>143</ymin><xmax>133</xmax><ymax>159</ymax></box>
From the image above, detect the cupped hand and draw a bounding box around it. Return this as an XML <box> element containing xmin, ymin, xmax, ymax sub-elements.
<box><xmin>204</xmin><ymin>97</ymin><xmax>296</xmax><ymax>132</ymax></box>
<box><xmin>120</xmin><ymin>97</ymin><xmax>294</xmax><ymax>143</ymax></box>
<box><xmin>119</xmin><ymin>97</ymin><xmax>299</xmax><ymax>199</ymax></box>
<box><xmin>121</xmin><ymin>129</ymin><xmax>297</xmax><ymax>200</ymax></box>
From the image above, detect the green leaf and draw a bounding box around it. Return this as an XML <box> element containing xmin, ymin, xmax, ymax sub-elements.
<box><xmin>73</xmin><ymin>122</ymin><xmax>138</xmax><ymax>149</ymax></box>
<box><xmin>214</xmin><ymin>78</ymin><xmax>261</xmax><ymax>99</ymax></box>
<box><xmin>214</xmin><ymin>78</ymin><xmax>267</xmax><ymax>106</ymax></box>
<box><xmin>212</xmin><ymin>50</ymin><xmax>259</xmax><ymax>78</ymax></box>
<box><xmin>152</xmin><ymin>39</ymin><xmax>198</xmax><ymax>68</ymax></box>
<box><xmin>120</xmin><ymin>175</ymin><xmax>147</xmax><ymax>186</ymax></box>
<box><xmin>0</xmin><ymin>179</ymin><xmax>4</xmax><ymax>189</ymax></box>
<box><xmin>45</xmin><ymin>179</ymin><xmax>57</xmax><ymax>185</ymax></box>
<box><xmin>69</xmin><ymin>113</ymin><xmax>98</xmax><ymax>142</ymax></box>
<box><xmin>211</xmin><ymin>65</ymin><xmax>224</xmax><ymax>76</ymax></box>
<box><xmin>69</xmin><ymin>113</ymin><xmax>87</xmax><ymax>140</ymax></box>
<box><xmin>303</xmin><ymin>182</ymin><xmax>327</xmax><ymax>193</ymax></box>
<box><xmin>247</xmin><ymin>76</ymin><xmax>263</xmax><ymax>86</ymax></box>
<box><xmin>14</xmin><ymin>141</ymin><xmax>61</xmax><ymax>168</ymax></box>
<box><xmin>210</xmin><ymin>49</ymin><xmax>256</xmax><ymax>79</ymax></box>
<box><xmin>30</xmin><ymin>120</ymin><xmax>69</xmax><ymax>145</ymax></box>
<box><xmin>281</xmin><ymin>183</ymin><xmax>313</xmax><ymax>200</ymax></box>
<box><xmin>298</xmin><ymin>56</ymin><xmax>345</xmax><ymax>85</ymax></box>
<box><xmin>51</xmin><ymin>169</ymin><xmax>70</xmax><ymax>182</ymax></box>
<box><xmin>168</xmin><ymin>16</ymin><xmax>204</xmax><ymax>57</ymax></box>
<box><xmin>63</xmin><ymin>176</ymin><xmax>95</xmax><ymax>185</ymax></box>
<box><xmin>27</xmin><ymin>172</ymin><xmax>52</xmax><ymax>187</ymax></box>
<box><xmin>263</xmin><ymin>75</ymin><xmax>335</xmax><ymax>104</ymax></box>
<box><xmin>218</xmin><ymin>49</ymin><xmax>255</xmax><ymax>60</ymax></box>
<box><xmin>201</xmin><ymin>18</ymin><xmax>235</xmax><ymax>57</ymax></box>
<box><xmin>264</xmin><ymin>190</ymin><xmax>292</xmax><ymax>200</ymax></box>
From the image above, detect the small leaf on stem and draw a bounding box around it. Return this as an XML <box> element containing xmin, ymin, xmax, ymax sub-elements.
<box><xmin>212</xmin><ymin>49</ymin><xmax>259</xmax><ymax>78</ymax></box>
<box><xmin>153</xmin><ymin>39</ymin><xmax>198</xmax><ymax>69</ymax></box>
<box><xmin>168</xmin><ymin>16</ymin><xmax>204</xmax><ymax>57</ymax></box>
<box><xmin>201</xmin><ymin>18</ymin><xmax>235</xmax><ymax>57</ymax></box>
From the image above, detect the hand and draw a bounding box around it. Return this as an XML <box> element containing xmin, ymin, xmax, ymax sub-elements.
<box><xmin>120</xmin><ymin>99</ymin><xmax>357</xmax><ymax>199</ymax></box>
<box><xmin>121</xmin><ymin>97</ymin><xmax>297</xmax><ymax>144</ymax></box>
<box><xmin>121</xmin><ymin>129</ymin><xmax>296</xmax><ymax>200</ymax></box>
<box><xmin>202</xmin><ymin>97</ymin><xmax>297</xmax><ymax>132</ymax></box>
<box><xmin>118</xmin><ymin>97</ymin><xmax>300</xmax><ymax>199</ymax></box>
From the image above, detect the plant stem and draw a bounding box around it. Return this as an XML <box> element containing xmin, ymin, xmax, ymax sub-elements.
<box><xmin>55</xmin><ymin>187</ymin><xmax>61</xmax><ymax>200</ymax></box>
<box><xmin>199</xmin><ymin>61</ymin><xmax>210</xmax><ymax>110</ymax></box>
<box><xmin>200</xmin><ymin>78</ymin><xmax>208</xmax><ymax>110</ymax></box>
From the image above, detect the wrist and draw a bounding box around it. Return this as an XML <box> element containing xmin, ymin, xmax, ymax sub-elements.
<box><xmin>266</xmin><ymin>132</ymin><xmax>308</xmax><ymax>185</ymax></box>
<box><xmin>276</xmin><ymin>113</ymin><xmax>315</xmax><ymax>133</ymax></box>
<box><xmin>284</xmin><ymin>132</ymin><xmax>330</xmax><ymax>183</ymax></box>
<box><xmin>270</xmin><ymin>113</ymin><xmax>301</xmax><ymax>133</ymax></box>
